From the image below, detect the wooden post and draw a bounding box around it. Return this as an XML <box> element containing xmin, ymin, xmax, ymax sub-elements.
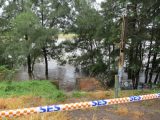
<box><xmin>115</xmin><ymin>16</ymin><xmax>127</xmax><ymax>100</ymax></box>
<box><xmin>118</xmin><ymin>16</ymin><xmax>127</xmax><ymax>88</ymax></box>
<box><xmin>114</xmin><ymin>75</ymin><xmax>119</xmax><ymax>98</ymax></box>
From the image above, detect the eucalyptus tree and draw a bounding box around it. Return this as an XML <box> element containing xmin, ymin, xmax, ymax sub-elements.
<box><xmin>0</xmin><ymin>0</ymin><xmax>25</xmax><ymax>31</ymax></box>
<box><xmin>0</xmin><ymin>0</ymin><xmax>22</xmax><ymax>67</ymax></box>
<box><xmin>61</xmin><ymin>0</ymin><xmax>105</xmax><ymax>76</ymax></box>
<box><xmin>30</xmin><ymin>0</ymin><xmax>71</xmax><ymax>77</ymax></box>
<box><xmin>117</xmin><ymin>0</ymin><xmax>160</xmax><ymax>88</ymax></box>
<box><xmin>147</xmin><ymin>16</ymin><xmax>160</xmax><ymax>84</ymax></box>
<box><xmin>100</xmin><ymin>0</ymin><xmax>160</xmax><ymax>88</ymax></box>
<box><xmin>11</xmin><ymin>11</ymin><xmax>40</xmax><ymax>74</ymax></box>
<box><xmin>126</xmin><ymin>0</ymin><xmax>160</xmax><ymax>86</ymax></box>
<box><xmin>0</xmin><ymin>15</ymin><xmax>6</xmax><ymax>66</ymax></box>
<box><xmin>0</xmin><ymin>0</ymin><xmax>30</xmax><ymax>69</ymax></box>
<box><xmin>100</xmin><ymin>0</ymin><xmax>122</xmax><ymax>71</ymax></box>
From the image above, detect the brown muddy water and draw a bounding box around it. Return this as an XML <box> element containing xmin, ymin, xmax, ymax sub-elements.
<box><xmin>15</xmin><ymin>59</ymin><xmax>85</xmax><ymax>91</ymax></box>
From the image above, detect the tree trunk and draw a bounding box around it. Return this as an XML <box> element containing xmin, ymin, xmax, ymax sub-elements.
<box><xmin>25</xmin><ymin>34</ymin><xmax>32</xmax><ymax>74</ymax></box>
<box><xmin>41</xmin><ymin>0</ymin><xmax>48</xmax><ymax>79</ymax></box>
<box><xmin>89</xmin><ymin>41</ymin><xmax>94</xmax><ymax>65</ymax></box>
<box><xmin>128</xmin><ymin>6</ymin><xmax>136</xmax><ymax>80</ymax></box>
<box><xmin>141</xmin><ymin>42</ymin><xmax>146</xmax><ymax>70</ymax></box>
<box><xmin>148</xmin><ymin>51</ymin><xmax>157</xmax><ymax>83</ymax></box>
<box><xmin>132</xmin><ymin>74</ymin><xmax>135</xmax><ymax>89</ymax></box>
<box><xmin>31</xmin><ymin>57</ymin><xmax>36</xmax><ymax>73</ymax></box>
<box><xmin>43</xmin><ymin>47</ymin><xmax>48</xmax><ymax>79</ymax></box>
<box><xmin>112</xmin><ymin>44</ymin><xmax>116</xmax><ymax>71</ymax></box>
<box><xmin>108</xmin><ymin>44</ymin><xmax>110</xmax><ymax>70</ymax></box>
<box><xmin>128</xmin><ymin>46</ymin><xmax>133</xmax><ymax>79</ymax></box>
<box><xmin>27</xmin><ymin>54</ymin><xmax>32</xmax><ymax>74</ymax></box>
<box><xmin>145</xmin><ymin>40</ymin><xmax>152</xmax><ymax>83</ymax></box>
<box><xmin>133</xmin><ymin>43</ymin><xmax>141</xmax><ymax>89</ymax></box>
<box><xmin>154</xmin><ymin>68</ymin><xmax>159</xmax><ymax>84</ymax></box>
<box><xmin>134</xmin><ymin>69</ymin><xmax>140</xmax><ymax>89</ymax></box>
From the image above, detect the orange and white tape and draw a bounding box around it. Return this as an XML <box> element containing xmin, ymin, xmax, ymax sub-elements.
<box><xmin>0</xmin><ymin>108</ymin><xmax>37</xmax><ymax>119</ymax></box>
<box><xmin>0</xmin><ymin>93</ymin><xmax>159</xmax><ymax>119</ymax></box>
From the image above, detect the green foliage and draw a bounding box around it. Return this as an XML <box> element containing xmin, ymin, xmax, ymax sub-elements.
<box><xmin>64</xmin><ymin>3</ymin><xmax>105</xmax><ymax>76</ymax></box>
<box><xmin>72</xmin><ymin>91</ymin><xmax>86</xmax><ymax>98</ymax></box>
<box><xmin>0</xmin><ymin>66</ymin><xmax>15</xmax><ymax>81</ymax></box>
<box><xmin>0</xmin><ymin>0</ymin><xmax>160</xmax><ymax>90</ymax></box>
<box><xmin>11</xmin><ymin>11</ymin><xmax>39</xmax><ymax>38</ymax></box>
<box><xmin>0</xmin><ymin>0</ymin><xmax>69</xmax><ymax>73</ymax></box>
<box><xmin>97</xmin><ymin>70</ymin><xmax>117</xmax><ymax>88</ymax></box>
<box><xmin>0</xmin><ymin>80</ymin><xmax>66</xmax><ymax>101</ymax></box>
<box><xmin>157</xmin><ymin>83</ymin><xmax>160</xmax><ymax>89</ymax></box>
<box><xmin>89</xmin><ymin>61</ymin><xmax>107</xmax><ymax>75</ymax></box>
<box><xmin>31</xmin><ymin>27</ymin><xmax>58</xmax><ymax>48</ymax></box>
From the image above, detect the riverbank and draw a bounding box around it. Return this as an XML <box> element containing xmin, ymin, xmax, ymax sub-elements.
<box><xmin>0</xmin><ymin>80</ymin><xmax>160</xmax><ymax>120</ymax></box>
<box><xmin>0</xmin><ymin>80</ymin><xmax>65</xmax><ymax>101</ymax></box>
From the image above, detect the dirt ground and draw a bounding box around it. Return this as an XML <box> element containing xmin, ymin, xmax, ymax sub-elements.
<box><xmin>68</xmin><ymin>99</ymin><xmax>160</xmax><ymax>120</ymax></box>
<box><xmin>0</xmin><ymin>91</ymin><xmax>159</xmax><ymax>120</ymax></box>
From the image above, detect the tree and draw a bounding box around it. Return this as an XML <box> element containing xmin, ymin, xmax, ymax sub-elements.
<box><xmin>31</xmin><ymin>0</ymin><xmax>71</xmax><ymax>78</ymax></box>
<box><xmin>11</xmin><ymin>11</ymin><xmax>40</xmax><ymax>74</ymax></box>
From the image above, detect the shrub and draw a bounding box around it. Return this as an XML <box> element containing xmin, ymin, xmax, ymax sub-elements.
<box><xmin>157</xmin><ymin>83</ymin><xmax>160</xmax><ymax>88</ymax></box>
<box><xmin>96</xmin><ymin>70</ymin><xmax>117</xmax><ymax>89</ymax></box>
<box><xmin>0</xmin><ymin>66</ymin><xmax>15</xmax><ymax>81</ymax></box>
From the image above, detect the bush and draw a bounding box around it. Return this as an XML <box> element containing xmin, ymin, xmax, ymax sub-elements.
<box><xmin>0</xmin><ymin>66</ymin><xmax>15</xmax><ymax>81</ymax></box>
<box><xmin>96</xmin><ymin>70</ymin><xmax>117</xmax><ymax>89</ymax></box>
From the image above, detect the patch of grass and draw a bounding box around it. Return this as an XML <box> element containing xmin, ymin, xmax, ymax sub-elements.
<box><xmin>131</xmin><ymin>111</ymin><xmax>144</xmax><ymax>119</ymax></box>
<box><xmin>114</xmin><ymin>106</ymin><xmax>144</xmax><ymax>119</ymax></box>
<box><xmin>72</xmin><ymin>91</ymin><xmax>86</xmax><ymax>98</ymax></box>
<box><xmin>115</xmin><ymin>107</ymin><xmax>128</xmax><ymax>116</ymax></box>
<box><xmin>17</xmin><ymin>112</ymin><xmax>69</xmax><ymax>120</ymax></box>
<box><xmin>141</xmin><ymin>100</ymin><xmax>156</xmax><ymax>107</ymax></box>
<box><xmin>88</xmin><ymin>91</ymin><xmax>112</xmax><ymax>99</ymax></box>
<box><xmin>119</xmin><ymin>89</ymin><xmax>160</xmax><ymax>97</ymax></box>
<box><xmin>0</xmin><ymin>94</ymin><xmax>69</xmax><ymax>120</ymax></box>
<box><xmin>0</xmin><ymin>80</ymin><xmax>66</xmax><ymax>101</ymax></box>
<box><xmin>153</xmin><ymin>109</ymin><xmax>160</xmax><ymax>113</ymax></box>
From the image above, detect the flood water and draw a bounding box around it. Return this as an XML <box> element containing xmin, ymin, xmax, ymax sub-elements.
<box><xmin>15</xmin><ymin>38</ymin><xmax>86</xmax><ymax>91</ymax></box>
<box><xmin>15</xmin><ymin>59</ymin><xmax>84</xmax><ymax>91</ymax></box>
<box><xmin>14</xmin><ymin>38</ymin><xmax>159</xmax><ymax>91</ymax></box>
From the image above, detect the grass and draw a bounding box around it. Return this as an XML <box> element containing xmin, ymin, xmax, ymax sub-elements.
<box><xmin>18</xmin><ymin>112</ymin><xmax>69</xmax><ymax>120</ymax></box>
<box><xmin>87</xmin><ymin>91</ymin><xmax>111</xmax><ymax>99</ymax></box>
<box><xmin>0</xmin><ymin>80</ymin><xmax>159</xmax><ymax>120</ymax></box>
<box><xmin>113</xmin><ymin>106</ymin><xmax>144</xmax><ymax>119</ymax></box>
<box><xmin>71</xmin><ymin>89</ymin><xmax>160</xmax><ymax>100</ymax></box>
<box><xmin>72</xmin><ymin>91</ymin><xmax>87</xmax><ymax>98</ymax></box>
<box><xmin>0</xmin><ymin>80</ymin><xmax>68</xmax><ymax>119</ymax></box>
<box><xmin>115</xmin><ymin>107</ymin><xmax>128</xmax><ymax>116</ymax></box>
<box><xmin>119</xmin><ymin>89</ymin><xmax>160</xmax><ymax>97</ymax></box>
<box><xmin>0</xmin><ymin>80</ymin><xmax>65</xmax><ymax>101</ymax></box>
<box><xmin>0</xmin><ymin>96</ymin><xmax>69</xmax><ymax>120</ymax></box>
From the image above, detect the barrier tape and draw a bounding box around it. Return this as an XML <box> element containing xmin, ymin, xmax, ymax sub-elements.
<box><xmin>0</xmin><ymin>93</ymin><xmax>160</xmax><ymax>119</ymax></box>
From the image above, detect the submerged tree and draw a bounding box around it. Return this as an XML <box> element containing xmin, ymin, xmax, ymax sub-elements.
<box><xmin>31</xmin><ymin>0</ymin><xmax>71</xmax><ymax>78</ymax></box>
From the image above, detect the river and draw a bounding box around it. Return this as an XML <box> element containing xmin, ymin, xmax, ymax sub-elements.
<box><xmin>15</xmin><ymin>58</ymin><xmax>85</xmax><ymax>91</ymax></box>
